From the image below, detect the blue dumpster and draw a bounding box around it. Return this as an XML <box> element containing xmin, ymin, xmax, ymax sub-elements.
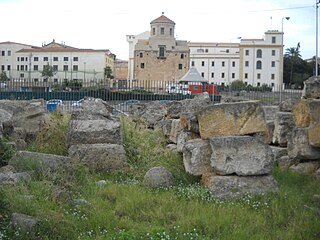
<box><xmin>47</xmin><ymin>103</ymin><xmax>58</xmax><ymax>112</ymax></box>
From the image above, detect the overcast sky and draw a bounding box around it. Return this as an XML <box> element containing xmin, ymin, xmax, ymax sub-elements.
<box><xmin>0</xmin><ymin>0</ymin><xmax>316</xmax><ymax>60</ymax></box>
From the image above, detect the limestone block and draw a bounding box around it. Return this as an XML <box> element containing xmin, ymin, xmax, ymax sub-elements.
<box><xmin>197</xmin><ymin>101</ymin><xmax>267</xmax><ymax>139</ymax></box>
<box><xmin>180</xmin><ymin>112</ymin><xmax>199</xmax><ymax>134</ymax></box>
<box><xmin>289</xmin><ymin>161</ymin><xmax>320</xmax><ymax>175</ymax></box>
<box><xmin>176</xmin><ymin>130</ymin><xmax>200</xmax><ymax>152</ymax></box>
<box><xmin>143</xmin><ymin>166</ymin><xmax>174</xmax><ymax>188</ymax></box>
<box><xmin>182</xmin><ymin>139</ymin><xmax>212</xmax><ymax>176</ymax></box>
<box><xmin>210</xmin><ymin>136</ymin><xmax>274</xmax><ymax>176</ymax></box>
<box><xmin>288</xmin><ymin>128</ymin><xmax>320</xmax><ymax>160</ymax></box>
<box><xmin>68</xmin><ymin>119</ymin><xmax>121</xmax><ymax>146</ymax></box>
<box><xmin>202</xmin><ymin>174</ymin><xmax>279</xmax><ymax>199</ymax></box>
<box><xmin>262</xmin><ymin>105</ymin><xmax>279</xmax><ymax>122</ymax></box>
<box><xmin>293</xmin><ymin>99</ymin><xmax>320</xmax><ymax>147</ymax></box>
<box><xmin>272</xmin><ymin>112</ymin><xmax>295</xmax><ymax>147</ymax></box>
<box><xmin>169</xmin><ymin>119</ymin><xmax>181</xmax><ymax>144</ymax></box>
<box><xmin>68</xmin><ymin>143</ymin><xmax>128</xmax><ymax>172</ymax></box>
<box><xmin>301</xmin><ymin>76</ymin><xmax>320</xmax><ymax>99</ymax></box>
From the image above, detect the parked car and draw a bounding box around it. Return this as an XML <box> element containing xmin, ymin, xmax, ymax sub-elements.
<box><xmin>71</xmin><ymin>99</ymin><xmax>84</xmax><ymax>107</ymax></box>
<box><xmin>46</xmin><ymin>99</ymin><xmax>63</xmax><ymax>106</ymax></box>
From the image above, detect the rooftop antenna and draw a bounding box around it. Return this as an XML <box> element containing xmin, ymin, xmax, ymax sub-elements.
<box><xmin>270</xmin><ymin>16</ymin><xmax>273</xmax><ymax>30</ymax></box>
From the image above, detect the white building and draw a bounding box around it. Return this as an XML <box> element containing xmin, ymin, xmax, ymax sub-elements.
<box><xmin>189</xmin><ymin>30</ymin><xmax>283</xmax><ymax>88</ymax></box>
<box><xmin>0</xmin><ymin>40</ymin><xmax>112</xmax><ymax>82</ymax></box>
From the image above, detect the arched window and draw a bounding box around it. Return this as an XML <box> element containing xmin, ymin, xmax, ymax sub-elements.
<box><xmin>256</xmin><ymin>60</ymin><xmax>262</xmax><ymax>69</ymax></box>
<box><xmin>257</xmin><ymin>49</ymin><xmax>262</xmax><ymax>58</ymax></box>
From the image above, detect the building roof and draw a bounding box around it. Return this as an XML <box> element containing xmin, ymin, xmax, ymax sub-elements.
<box><xmin>150</xmin><ymin>14</ymin><xmax>175</xmax><ymax>25</ymax></box>
<box><xmin>178</xmin><ymin>67</ymin><xmax>208</xmax><ymax>83</ymax></box>
<box><xmin>0</xmin><ymin>41</ymin><xmax>38</xmax><ymax>48</ymax></box>
<box><xmin>16</xmin><ymin>40</ymin><xmax>105</xmax><ymax>53</ymax></box>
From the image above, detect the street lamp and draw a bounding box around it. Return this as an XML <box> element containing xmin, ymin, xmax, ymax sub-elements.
<box><xmin>280</xmin><ymin>16</ymin><xmax>290</xmax><ymax>102</ymax></box>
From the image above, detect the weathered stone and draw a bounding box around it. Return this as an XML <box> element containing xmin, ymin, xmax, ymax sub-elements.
<box><xmin>179</xmin><ymin>112</ymin><xmax>199</xmax><ymax>134</ymax></box>
<box><xmin>210</xmin><ymin>136</ymin><xmax>274</xmax><ymax>176</ymax></box>
<box><xmin>71</xmin><ymin>98</ymin><xmax>113</xmax><ymax>120</ymax></box>
<box><xmin>272</xmin><ymin>112</ymin><xmax>295</xmax><ymax>147</ymax></box>
<box><xmin>131</xmin><ymin>101</ymin><xmax>167</xmax><ymax>128</ymax></box>
<box><xmin>262</xmin><ymin>106</ymin><xmax>279</xmax><ymax>122</ymax></box>
<box><xmin>0</xmin><ymin>164</ymin><xmax>16</xmax><ymax>173</ymax></box>
<box><xmin>68</xmin><ymin>143</ymin><xmax>128</xmax><ymax>173</ymax></box>
<box><xmin>166</xmin><ymin>144</ymin><xmax>177</xmax><ymax>151</ymax></box>
<box><xmin>287</xmin><ymin>128</ymin><xmax>320</xmax><ymax>160</ymax></box>
<box><xmin>169</xmin><ymin>119</ymin><xmax>181</xmax><ymax>144</ymax></box>
<box><xmin>289</xmin><ymin>161</ymin><xmax>320</xmax><ymax>174</ymax></box>
<box><xmin>166</xmin><ymin>101</ymin><xmax>183</xmax><ymax>119</ymax></box>
<box><xmin>197</xmin><ymin>101</ymin><xmax>267</xmax><ymax>139</ymax></box>
<box><xmin>176</xmin><ymin>130</ymin><xmax>200</xmax><ymax>153</ymax></box>
<box><xmin>154</xmin><ymin>119</ymin><xmax>172</xmax><ymax>137</ymax></box>
<box><xmin>182</xmin><ymin>139</ymin><xmax>212</xmax><ymax>176</ymax></box>
<box><xmin>279</xmin><ymin>98</ymin><xmax>298</xmax><ymax>112</ymax></box>
<box><xmin>11</xmin><ymin>213</ymin><xmax>37</xmax><ymax>233</ymax></box>
<box><xmin>202</xmin><ymin>174</ymin><xmax>279</xmax><ymax>199</ymax></box>
<box><xmin>278</xmin><ymin>155</ymin><xmax>298</xmax><ymax>171</ymax></box>
<box><xmin>0</xmin><ymin>172</ymin><xmax>31</xmax><ymax>184</ymax></box>
<box><xmin>264</xmin><ymin>121</ymin><xmax>275</xmax><ymax>144</ymax></box>
<box><xmin>9</xmin><ymin>151</ymin><xmax>72</xmax><ymax>173</ymax></box>
<box><xmin>68</xmin><ymin>119</ymin><xmax>121</xmax><ymax>146</ymax></box>
<box><xmin>270</xmin><ymin>146</ymin><xmax>288</xmax><ymax>162</ymax></box>
<box><xmin>301</xmin><ymin>76</ymin><xmax>320</xmax><ymax>99</ymax></box>
<box><xmin>292</xmin><ymin>99</ymin><xmax>320</xmax><ymax>147</ymax></box>
<box><xmin>143</xmin><ymin>166</ymin><xmax>174</xmax><ymax>188</ymax></box>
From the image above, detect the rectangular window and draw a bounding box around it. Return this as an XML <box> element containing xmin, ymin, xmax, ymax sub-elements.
<box><xmin>221</xmin><ymin>72</ymin><xmax>225</xmax><ymax>78</ymax></box>
<box><xmin>232</xmin><ymin>61</ymin><xmax>235</xmax><ymax>67</ymax></box>
<box><xmin>17</xmin><ymin>57</ymin><xmax>20</xmax><ymax>61</ymax></box>
<box><xmin>20</xmin><ymin>65</ymin><xmax>24</xmax><ymax>71</ymax></box>
<box><xmin>140</xmin><ymin>63</ymin><xmax>145</xmax><ymax>69</ymax></box>
<box><xmin>152</xmin><ymin>28</ymin><xmax>156</xmax><ymax>35</ymax></box>
<box><xmin>211</xmin><ymin>61</ymin><xmax>214</xmax><ymax>66</ymax></box>
<box><xmin>271</xmin><ymin>83</ymin><xmax>275</xmax><ymax>87</ymax></box>
<box><xmin>245</xmin><ymin>73</ymin><xmax>248</xmax><ymax>79</ymax></box>
<box><xmin>1</xmin><ymin>65</ymin><xmax>4</xmax><ymax>71</ymax></box>
<box><xmin>25</xmin><ymin>65</ymin><xmax>28</xmax><ymax>71</ymax></box>
<box><xmin>8</xmin><ymin>50</ymin><xmax>11</xmax><ymax>56</ymax></box>
<box><xmin>64</xmin><ymin>57</ymin><xmax>69</xmax><ymax>61</ymax></box>
<box><xmin>139</xmin><ymin>52</ymin><xmax>143</xmax><ymax>58</ymax></box>
<box><xmin>159</xmin><ymin>46</ymin><xmax>165</xmax><ymax>58</ymax></box>
<box><xmin>63</xmin><ymin>65</ymin><xmax>68</xmax><ymax>71</ymax></box>
<box><xmin>34</xmin><ymin>78</ymin><xmax>38</xmax><ymax>82</ymax></box>
<box><xmin>257</xmin><ymin>82</ymin><xmax>261</xmax><ymax>86</ymax></box>
<box><xmin>26</xmin><ymin>57</ymin><xmax>28</xmax><ymax>61</ymax></box>
<box><xmin>20</xmin><ymin>73</ymin><xmax>24</xmax><ymax>78</ymax></box>
<box><xmin>271</xmin><ymin>61</ymin><xmax>275</xmax><ymax>67</ymax></box>
<box><xmin>160</xmin><ymin>27</ymin><xmax>164</xmax><ymax>35</ymax></box>
<box><xmin>245</xmin><ymin>61</ymin><xmax>249</xmax><ymax>67</ymax></box>
<box><xmin>201</xmin><ymin>72</ymin><xmax>204</xmax><ymax>77</ymax></box>
<box><xmin>170</xmin><ymin>28</ymin><xmax>173</xmax><ymax>36</ymax></box>
<box><xmin>34</xmin><ymin>65</ymin><xmax>38</xmax><ymax>71</ymax></box>
<box><xmin>21</xmin><ymin>57</ymin><xmax>25</xmax><ymax>61</ymax></box>
<box><xmin>272</xmin><ymin>37</ymin><xmax>276</xmax><ymax>44</ymax></box>
<box><xmin>17</xmin><ymin>65</ymin><xmax>19</xmax><ymax>71</ymax></box>
<box><xmin>191</xmin><ymin>61</ymin><xmax>195</xmax><ymax>67</ymax></box>
<box><xmin>211</xmin><ymin>72</ymin><xmax>214</xmax><ymax>78</ymax></box>
<box><xmin>232</xmin><ymin>73</ymin><xmax>235</xmax><ymax>78</ymax></box>
<box><xmin>201</xmin><ymin>61</ymin><xmax>205</xmax><ymax>67</ymax></box>
<box><xmin>245</xmin><ymin>50</ymin><xmax>249</xmax><ymax>56</ymax></box>
<box><xmin>53</xmin><ymin>65</ymin><xmax>58</xmax><ymax>71</ymax></box>
<box><xmin>272</xmin><ymin>50</ymin><xmax>276</xmax><ymax>56</ymax></box>
<box><xmin>7</xmin><ymin>65</ymin><xmax>10</xmax><ymax>71</ymax></box>
<box><xmin>257</xmin><ymin>73</ymin><xmax>261</xmax><ymax>79</ymax></box>
<box><xmin>53</xmin><ymin>57</ymin><xmax>58</xmax><ymax>61</ymax></box>
<box><xmin>34</xmin><ymin>57</ymin><xmax>39</xmax><ymax>61</ymax></box>
<box><xmin>1</xmin><ymin>51</ymin><xmax>5</xmax><ymax>56</ymax></box>
<box><xmin>222</xmin><ymin>61</ymin><xmax>225</xmax><ymax>67</ymax></box>
<box><xmin>271</xmin><ymin>74</ymin><xmax>275</xmax><ymax>79</ymax></box>
<box><xmin>178</xmin><ymin>64</ymin><xmax>183</xmax><ymax>70</ymax></box>
<box><xmin>44</xmin><ymin>57</ymin><xmax>48</xmax><ymax>61</ymax></box>
<box><xmin>73</xmin><ymin>65</ymin><xmax>78</xmax><ymax>71</ymax></box>
<box><xmin>73</xmin><ymin>57</ymin><xmax>78</xmax><ymax>61</ymax></box>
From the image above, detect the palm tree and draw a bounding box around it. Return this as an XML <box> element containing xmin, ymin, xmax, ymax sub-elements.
<box><xmin>284</xmin><ymin>47</ymin><xmax>302</xmax><ymax>86</ymax></box>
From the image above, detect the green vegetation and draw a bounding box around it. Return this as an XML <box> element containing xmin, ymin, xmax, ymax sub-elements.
<box><xmin>0</xmin><ymin>116</ymin><xmax>319</xmax><ymax>239</ymax></box>
<box><xmin>0</xmin><ymin>138</ymin><xmax>15</xmax><ymax>167</ymax></box>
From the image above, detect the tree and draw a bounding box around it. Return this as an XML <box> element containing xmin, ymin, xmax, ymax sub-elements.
<box><xmin>284</xmin><ymin>46</ymin><xmax>302</xmax><ymax>86</ymax></box>
<box><xmin>0</xmin><ymin>71</ymin><xmax>9</xmax><ymax>82</ymax></box>
<box><xmin>41</xmin><ymin>63</ymin><xmax>56</xmax><ymax>80</ymax></box>
<box><xmin>104</xmin><ymin>66</ymin><xmax>114</xmax><ymax>80</ymax></box>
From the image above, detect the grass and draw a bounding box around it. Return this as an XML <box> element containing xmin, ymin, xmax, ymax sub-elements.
<box><xmin>0</xmin><ymin>115</ymin><xmax>319</xmax><ymax>239</ymax></box>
